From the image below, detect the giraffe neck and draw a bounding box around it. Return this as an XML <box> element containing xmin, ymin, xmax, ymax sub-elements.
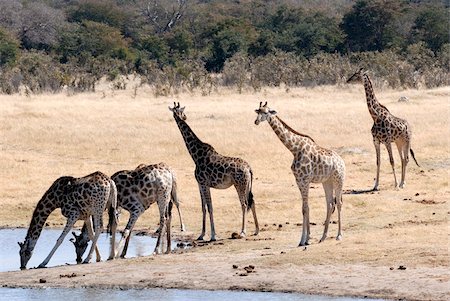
<box><xmin>173</xmin><ymin>114</ymin><xmax>210</xmax><ymax>163</ymax></box>
<box><xmin>267</xmin><ymin>116</ymin><xmax>314</xmax><ymax>155</ymax></box>
<box><xmin>362</xmin><ymin>74</ymin><xmax>384</xmax><ymax>120</ymax></box>
<box><xmin>24</xmin><ymin>193</ymin><xmax>60</xmax><ymax>251</ymax></box>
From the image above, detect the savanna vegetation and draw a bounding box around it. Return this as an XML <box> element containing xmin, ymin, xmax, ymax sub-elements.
<box><xmin>0</xmin><ymin>0</ymin><xmax>448</xmax><ymax>95</ymax></box>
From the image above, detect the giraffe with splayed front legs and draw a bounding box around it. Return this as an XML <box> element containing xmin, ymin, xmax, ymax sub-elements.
<box><xmin>347</xmin><ymin>68</ymin><xmax>419</xmax><ymax>190</ymax></box>
<box><xmin>254</xmin><ymin>102</ymin><xmax>345</xmax><ymax>246</ymax></box>
<box><xmin>72</xmin><ymin>163</ymin><xmax>181</xmax><ymax>261</ymax></box>
<box><xmin>170</xmin><ymin>102</ymin><xmax>259</xmax><ymax>241</ymax></box>
<box><xmin>18</xmin><ymin>171</ymin><xmax>118</xmax><ymax>269</ymax></box>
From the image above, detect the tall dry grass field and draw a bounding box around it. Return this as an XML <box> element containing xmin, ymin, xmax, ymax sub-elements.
<box><xmin>1</xmin><ymin>84</ymin><xmax>448</xmax><ymax>271</ymax></box>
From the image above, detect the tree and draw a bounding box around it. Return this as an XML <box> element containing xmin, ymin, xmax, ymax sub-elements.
<box><xmin>341</xmin><ymin>0</ymin><xmax>405</xmax><ymax>52</ymax></box>
<box><xmin>20</xmin><ymin>2</ymin><xmax>66</xmax><ymax>50</ymax></box>
<box><xmin>59</xmin><ymin>21</ymin><xmax>131</xmax><ymax>60</ymax></box>
<box><xmin>205</xmin><ymin>19</ymin><xmax>255</xmax><ymax>72</ymax></box>
<box><xmin>411</xmin><ymin>5</ymin><xmax>449</xmax><ymax>52</ymax></box>
<box><xmin>68</xmin><ymin>0</ymin><xmax>128</xmax><ymax>29</ymax></box>
<box><xmin>139</xmin><ymin>34</ymin><xmax>169</xmax><ymax>65</ymax></box>
<box><xmin>0</xmin><ymin>28</ymin><xmax>19</xmax><ymax>66</ymax></box>
<box><xmin>0</xmin><ymin>0</ymin><xmax>22</xmax><ymax>35</ymax></box>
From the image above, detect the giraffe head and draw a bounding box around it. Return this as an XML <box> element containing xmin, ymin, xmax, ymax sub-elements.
<box><xmin>18</xmin><ymin>240</ymin><xmax>33</xmax><ymax>270</ymax></box>
<box><xmin>169</xmin><ymin>102</ymin><xmax>186</xmax><ymax>120</ymax></box>
<box><xmin>346</xmin><ymin>68</ymin><xmax>365</xmax><ymax>83</ymax></box>
<box><xmin>70</xmin><ymin>231</ymin><xmax>89</xmax><ymax>264</ymax></box>
<box><xmin>254</xmin><ymin>101</ymin><xmax>277</xmax><ymax>125</ymax></box>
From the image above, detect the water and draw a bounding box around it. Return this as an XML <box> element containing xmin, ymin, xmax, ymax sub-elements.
<box><xmin>0</xmin><ymin>229</ymin><xmax>384</xmax><ymax>301</ymax></box>
<box><xmin>0</xmin><ymin>287</ymin><xmax>383</xmax><ymax>301</ymax></box>
<box><xmin>0</xmin><ymin>228</ymin><xmax>172</xmax><ymax>272</ymax></box>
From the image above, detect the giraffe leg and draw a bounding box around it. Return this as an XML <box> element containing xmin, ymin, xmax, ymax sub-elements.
<box><xmin>85</xmin><ymin>217</ymin><xmax>102</xmax><ymax>262</ymax></box>
<box><xmin>319</xmin><ymin>180</ymin><xmax>334</xmax><ymax>243</ymax></box>
<box><xmin>116</xmin><ymin>209</ymin><xmax>143</xmax><ymax>258</ymax></box>
<box><xmin>197</xmin><ymin>184</ymin><xmax>211</xmax><ymax>241</ymax></box>
<box><xmin>171</xmin><ymin>182</ymin><xmax>186</xmax><ymax>232</ymax></box>
<box><xmin>251</xmin><ymin>202</ymin><xmax>259</xmax><ymax>236</ymax></box>
<box><xmin>154</xmin><ymin>188</ymin><xmax>171</xmax><ymax>254</ymax></box>
<box><xmin>205</xmin><ymin>195</ymin><xmax>216</xmax><ymax>242</ymax></box>
<box><xmin>83</xmin><ymin>215</ymin><xmax>102</xmax><ymax>264</ymax></box>
<box><xmin>38</xmin><ymin>215</ymin><xmax>78</xmax><ymax>268</ymax></box>
<box><xmin>236</xmin><ymin>184</ymin><xmax>248</xmax><ymax>237</ymax></box>
<box><xmin>385</xmin><ymin>143</ymin><xmax>398</xmax><ymax>188</ymax></box>
<box><xmin>298</xmin><ymin>184</ymin><xmax>310</xmax><ymax>246</ymax></box>
<box><xmin>335</xmin><ymin>185</ymin><xmax>343</xmax><ymax>241</ymax></box>
<box><xmin>373</xmin><ymin>138</ymin><xmax>381</xmax><ymax>191</ymax></box>
<box><xmin>396</xmin><ymin>139</ymin><xmax>409</xmax><ymax>188</ymax></box>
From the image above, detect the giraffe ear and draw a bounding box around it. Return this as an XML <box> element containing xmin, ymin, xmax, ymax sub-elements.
<box><xmin>254</xmin><ymin>109</ymin><xmax>259</xmax><ymax>113</ymax></box>
<box><xmin>168</xmin><ymin>106</ymin><xmax>174</xmax><ymax>112</ymax></box>
<box><xmin>269</xmin><ymin>109</ymin><xmax>277</xmax><ymax>114</ymax></box>
<box><xmin>18</xmin><ymin>242</ymin><xmax>23</xmax><ymax>247</ymax></box>
<box><xmin>180</xmin><ymin>106</ymin><xmax>185</xmax><ymax>112</ymax></box>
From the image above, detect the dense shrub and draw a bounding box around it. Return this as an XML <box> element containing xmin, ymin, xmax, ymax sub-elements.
<box><xmin>0</xmin><ymin>0</ymin><xmax>447</xmax><ymax>95</ymax></box>
<box><xmin>0</xmin><ymin>28</ymin><xmax>19</xmax><ymax>66</ymax></box>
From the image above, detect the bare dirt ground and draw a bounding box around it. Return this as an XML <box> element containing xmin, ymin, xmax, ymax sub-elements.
<box><xmin>0</xmin><ymin>84</ymin><xmax>449</xmax><ymax>300</ymax></box>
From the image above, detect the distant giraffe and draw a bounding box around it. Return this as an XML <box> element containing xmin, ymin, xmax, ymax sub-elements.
<box><xmin>347</xmin><ymin>68</ymin><xmax>419</xmax><ymax>190</ymax></box>
<box><xmin>72</xmin><ymin>163</ymin><xmax>181</xmax><ymax>261</ymax></box>
<box><xmin>170</xmin><ymin>102</ymin><xmax>259</xmax><ymax>241</ymax></box>
<box><xmin>254</xmin><ymin>102</ymin><xmax>345</xmax><ymax>246</ymax></box>
<box><xmin>18</xmin><ymin>171</ymin><xmax>118</xmax><ymax>269</ymax></box>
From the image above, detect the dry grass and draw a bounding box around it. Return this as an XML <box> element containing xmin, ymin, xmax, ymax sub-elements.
<box><xmin>0</xmin><ymin>84</ymin><xmax>448</xmax><ymax>273</ymax></box>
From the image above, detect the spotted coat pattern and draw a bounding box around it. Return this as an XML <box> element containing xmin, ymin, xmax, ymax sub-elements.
<box><xmin>18</xmin><ymin>171</ymin><xmax>117</xmax><ymax>269</ymax></box>
<box><xmin>110</xmin><ymin>162</ymin><xmax>180</xmax><ymax>256</ymax></box>
<box><xmin>255</xmin><ymin>102</ymin><xmax>345</xmax><ymax>246</ymax></box>
<box><xmin>347</xmin><ymin>68</ymin><xmax>419</xmax><ymax>190</ymax></box>
<box><xmin>169</xmin><ymin>102</ymin><xmax>259</xmax><ymax>241</ymax></box>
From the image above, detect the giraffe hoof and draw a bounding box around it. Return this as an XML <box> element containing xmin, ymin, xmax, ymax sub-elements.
<box><xmin>196</xmin><ymin>236</ymin><xmax>205</xmax><ymax>241</ymax></box>
<box><xmin>298</xmin><ymin>241</ymin><xmax>310</xmax><ymax>247</ymax></box>
<box><xmin>209</xmin><ymin>237</ymin><xmax>217</xmax><ymax>242</ymax></box>
<box><xmin>37</xmin><ymin>264</ymin><xmax>47</xmax><ymax>269</ymax></box>
<box><xmin>336</xmin><ymin>234</ymin><xmax>343</xmax><ymax>241</ymax></box>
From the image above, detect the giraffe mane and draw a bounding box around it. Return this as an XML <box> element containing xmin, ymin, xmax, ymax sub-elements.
<box><xmin>276</xmin><ymin>116</ymin><xmax>315</xmax><ymax>143</ymax></box>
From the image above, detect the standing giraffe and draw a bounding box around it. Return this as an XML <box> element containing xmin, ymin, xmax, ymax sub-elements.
<box><xmin>72</xmin><ymin>163</ymin><xmax>181</xmax><ymax>261</ymax></box>
<box><xmin>169</xmin><ymin>102</ymin><xmax>259</xmax><ymax>241</ymax></box>
<box><xmin>347</xmin><ymin>68</ymin><xmax>419</xmax><ymax>190</ymax></box>
<box><xmin>254</xmin><ymin>102</ymin><xmax>345</xmax><ymax>246</ymax></box>
<box><xmin>18</xmin><ymin>171</ymin><xmax>118</xmax><ymax>269</ymax></box>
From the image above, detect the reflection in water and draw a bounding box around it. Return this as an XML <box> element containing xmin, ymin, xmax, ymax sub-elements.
<box><xmin>0</xmin><ymin>287</ymin><xmax>384</xmax><ymax>301</ymax></box>
<box><xmin>0</xmin><ymin>228</ymin><xmax>165</xmax><ymax>272</ymax></box>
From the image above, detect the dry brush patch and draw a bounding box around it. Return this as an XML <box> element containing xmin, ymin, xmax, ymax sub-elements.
<box><xmin>0</xmin><ymin>85</ymin><xmax>449</xmax><ymax>298</ymax></box>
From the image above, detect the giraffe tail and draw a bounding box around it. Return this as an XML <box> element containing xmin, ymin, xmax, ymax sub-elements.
<box><xmin>107</xmin><ymin>180</ymin><xmax>119</xmax><ymax>236</ymax></box>
<box><xmin>410</xmin><ymin>148</ymin><xmax>420</xmax><ymax>167</ymax></box>
<box><xmin>247</xmin><ymin>170</ymin><xmax>254</xmax><ymax>212</ymax></box>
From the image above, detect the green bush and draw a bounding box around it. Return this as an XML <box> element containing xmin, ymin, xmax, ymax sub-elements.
<box><xmin>0</xmin><ymin>28</ymin><xmax>19</xmax><ymax>66</ymax></box>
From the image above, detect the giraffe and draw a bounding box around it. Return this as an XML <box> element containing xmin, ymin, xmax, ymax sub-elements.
<box><xmin>347</xmin><ymin>68</ymin><xmax>419</xmax><ymax>190</ymax></box>
<box><xmin>72</xmin><ymin>163</ymin><xmax>179</xmax><ymax>260</ymax></box>
<box><xmin>169</xmin><ymin>102</ymin><xmax>259</xmax><ymax>241</ymax></box>
<box><xmin>18</xmin><ymin>171</ymin><xmax>118</xmax><ymax>269</ymax></box>
<box><xmin>254</xmin><ymin>102</ymin><xmax>345</xmax><ymax>246</ymax></box>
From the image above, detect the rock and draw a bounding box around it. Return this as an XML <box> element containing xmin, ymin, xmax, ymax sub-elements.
<box><xmin>231</xmin><ymin>232</ymin><xmax>240</xmax><ymax>239</ymax></box>
<box><xmin>398</xmin><ymin>96</ymin><xmax>409</xmax><ymax>102</ymax></box>
<box><xmin>39</xmin><ymin>279</ymin><xmax>47</xmax><ymax>283</ymax></box>
<box><xmin>398</xmin><ymin>265</ymin><xmax>407</xmax><ymax>270</ymax></box>
<box><xmin>232</xmin><ymin>264</ymin><xmax>238</xmax><ymax>269</ymax></box>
